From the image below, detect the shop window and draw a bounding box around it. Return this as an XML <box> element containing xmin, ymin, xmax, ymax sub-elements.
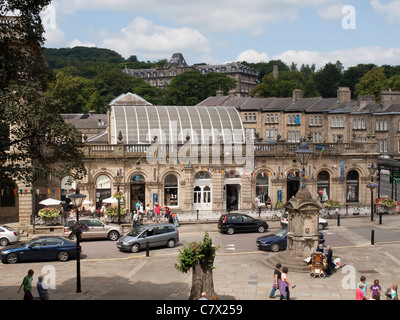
<box><xmin>346</xmin><ymin>170</ymin><xmax>359</xmax><ymax>202</ymax></box>
<box><xmin>164</xmin><ymin>174</ymin><xmax>178</xmax><ymax>206</ymax></box>
<box><xmin>317</xmin><ymin>171</ymin><xmax>330</xmax><ymax>203</ymax></box>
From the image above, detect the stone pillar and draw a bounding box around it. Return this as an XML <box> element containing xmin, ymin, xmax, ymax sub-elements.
<box><xmin>285</xmin><ymin>189</ymin><xmax>322</xmax><ymax>258</ymax></box>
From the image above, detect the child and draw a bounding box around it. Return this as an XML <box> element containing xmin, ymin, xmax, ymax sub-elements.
<box><xmin>370</xmin><ymin>279</ymin><xmax>382</xmax><ymax>299</ymax></box>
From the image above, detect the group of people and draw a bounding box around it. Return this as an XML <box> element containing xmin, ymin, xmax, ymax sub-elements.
<box><xmin>255</xmin><ymin>195</ymin><xmax>272</xmax><ymax>214</ymax></box>
<box><xmin>269</xmin><ymin>263</ymin><xmax>296</xmax><ymax>300</ymax></box>
<box><xmin>18</xmin><ymin>269</ymin><xmax>49</xmax><ymax>300</ymax></box>
<box><xmin>356</xmin><ymin>276</ymin><xmax>398</xmax><ymax>300</ymax></box>
<box><xmin>131</xmin><ymin>202</ymin><xmax>179</xmax><ymax>228</ymax></box>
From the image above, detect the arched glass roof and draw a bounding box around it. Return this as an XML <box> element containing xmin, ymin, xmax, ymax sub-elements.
<box><xmin>111</xmin><ymin>105</ymin><xmax>244</xmax><ymax>145</ymax></box>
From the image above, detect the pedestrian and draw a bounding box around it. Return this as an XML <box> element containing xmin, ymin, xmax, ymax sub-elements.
<box><xmin>199</xmin><ymin>292</ymin><xmax>208</xmax><ymax>300</ymax></box>
<box><xmin>370</xmin><ymin>279</ymin><xmax>381</xmax><ymax>299</ymax></box>
<box><xmin>37</xmin><ymin>275</ymin><xmax>49</xmax><ymax>300</ymax></box>
<box><xmin>278</xmin><ymin>267</ymin><xmax>295</xmax><ymax>300</ymax></box>
<box><xmin>356</xmin><ymin>283</ymin><xmax>365</xmax><ymax>300</ymax></box>
<box><xmin>171</xmin><ymin>212</ymin><xmax>179</xmax><ymax>227</ymax></box>
<box><xmin>139</xmin><ymin>203</ymin><xmax>144</xmax><ymax>222</ymax></box>
<box><xmin>164</xmin><ymin>206</ymin><xmax>170</xmax><ymax>222</ymax></box>
<box><xmin>135</xmin><ymin>201</ymin><xmax>140</xmax><ymax>213</ymax></box>
<box><xmin>154</xmin><ymin>203</ymin><xmax>161</xmax><ymax>223</ymax></box>
<box><xmin>385</xmin><ymin>283</ymin><xmax>398</xmax><ymax>300</ymax></box>
<box><xmin>145</xmin><ymin>203</ymin><xmax>150</xmax><ymax>220</ymax></box>
<box><xmin>149</xmin><ymin>209</ymin><xmax>154</xmax><ymax>222</ymax></box>
<box><xmin>269</xmin><ymin>263</ymin><xmax>281</xmax><ymax>299</ymax></box>
<box><xmin>18</xmin><ymin>269</ymin><xmax>34</xmax><ymax>300</ymax></box>
<box><xmin>325</xmin><ymin>245</ymin><xmax>335</xmax><ymax>276</ymax></box>
<box><xmin>357</xmin><ymin>276</ymin><xmax>368</xmax><ymax>298</ymax></box>
<box><xmin>255</xmin><ymin>195</ymin><xmax>262</xmax><ymax>215</ymax></box>
<box><xmin>132</xmin><ymin>210</ymin><xmax>138</xmax><ymax>228</ymax></box>
<box><xmin>265</xmin><ymin>196</ymin><xmax>272</xmax><ymax>211</ymax></box>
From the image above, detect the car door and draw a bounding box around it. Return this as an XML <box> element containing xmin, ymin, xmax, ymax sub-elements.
<box><xmin>87</xmin><ymin>219</ymin><xmax>106</xmax><ymax>239</ymax></box>
<box><xmin>40</xmin><ymin>238</ymin><xmax>63</xmax><ymax>260</ymax></box>
<box><xmin>241</xmin><ymin>215</ymin><xmax>257</xmax><ymax>232</ymax></box>
<box><xmin>24</xmin><ymin>239</ymin><xmax>51</xmax><ymax>261</ymax></box>
<box><xmin>229</xmin><ymin>214</ymin><xmax>244</xmax><ymax>232</ymax></box>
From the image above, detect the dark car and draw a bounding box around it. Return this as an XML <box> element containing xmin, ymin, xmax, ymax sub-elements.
<box><xmin>1</xmin><ymin>236</ymin><xmax>79</xmax><ymax>264</ymax></box>
<box><xmin>218</xmin><ymin>213</ymin><xmax>268</xmax><ymax>235</ymax></box>
<box><xmin>256</xmin><ymin>228</ymin><xmax>325</xmax><ymax>252</ymax></box>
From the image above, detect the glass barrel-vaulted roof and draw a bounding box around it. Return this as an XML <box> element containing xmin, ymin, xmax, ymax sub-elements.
<box><xmin>111</xmin><ymin>104</ymin><xmax>245</xmax><ymax>145</ymax></box>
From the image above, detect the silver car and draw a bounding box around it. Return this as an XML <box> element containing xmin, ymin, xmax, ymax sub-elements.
<box><xmin>64</xmin><ymin>218</ymin><xmax>123</xmax><ymax>241</ymax></box>
<box><xmin>117</xmin><ymin>223</ymin><xmax>179</xmax><ymax>253</ymax></box>
<box><xmin>0</xmin><ymin>225</ymin><xmax>21</xmax><ymax>246</ymax></box>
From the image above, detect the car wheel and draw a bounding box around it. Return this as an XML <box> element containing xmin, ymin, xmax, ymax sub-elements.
<box><xmin>108</xmin><ymin>231</ymin><xmax>120</xmax><ymax>241</ymax></box>
<box><xmin>257</xmin><ymin>225</ymin><xmax>265</xmax><ymax>233</ymax></box>
<box><xmin>57</xmin><ymin>251</ymin><xmax>70</xmax><ymax>262</ymax></box>
<box><xmin>270</xmin><ymin>243</ymin><xmax>280</xmax><ymax>252</ymax></box>
<box><xmin>130</xmin><ymin>244</ymin><xmax>140</xmax><ymax>253</ymax></box>
<box><xmin>319</xmin><ymin>223</ymin><xmax>324</xmax><ymax>230</ymax></box>
<box><xmin>227</xmin><ymin>227</ymin><xmax>235</xmax><ymax>235</ymax></box>
<box><xmin>166</xmin><ymin>239</ymin><xmax>175</xmax><ymax>248</ymax></box>
<box><xmin>6</xmin><ymin>253</ymin><xmax>18</xmax><ymax>264</ymax></box>
<box><xmin>0</xmin><ymin>237</ymin><xmax>9</xmax><ymax>246</ymax></box>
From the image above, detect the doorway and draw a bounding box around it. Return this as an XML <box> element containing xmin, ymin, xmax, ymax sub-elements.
<box><xmin>287</xmin><ymin>179</ymin><xmax>300</xmax><ymax>201</ymax></box>
<box><xmin>226</xmin><ymin>184</ymin><xmax>240</xmax><ymax>211</ymax></box>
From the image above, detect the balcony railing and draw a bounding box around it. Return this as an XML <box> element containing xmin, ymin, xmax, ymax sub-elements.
<box><xmin>83</xmin><ymin>141</ymin><xmax>378</xmax><ymax>159</ymax></box>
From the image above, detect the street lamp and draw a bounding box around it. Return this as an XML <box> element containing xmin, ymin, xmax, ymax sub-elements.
<box><xmin>295</xmin><ymin>138</ymin><xmax>314</xmax><ymax>190</ymax></box>
<box><xmin>114</xmin><ymin>169</ymin><xmax>123</xmax><ymax>225</ymax></box>
<box><xmin>69</xmin><ymin>188</ymin><xmax>86</xmax><ymax>293</ymax></box>
<box><xmin>368</xmin><ymin>164</ymin><xmax>377</xmax><ymax>221</ymax></box>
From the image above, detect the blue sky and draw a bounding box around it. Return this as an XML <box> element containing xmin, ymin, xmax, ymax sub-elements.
<box><xmin>42</xmin><ymin>0</ymin><xmax>400</xmax><ymax>70</ymax></box>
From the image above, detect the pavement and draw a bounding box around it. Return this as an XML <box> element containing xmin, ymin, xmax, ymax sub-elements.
<box><xmin>1</xmin><ymin>212</ymin><xmax>400</xmax><ymax>304</ymax></box>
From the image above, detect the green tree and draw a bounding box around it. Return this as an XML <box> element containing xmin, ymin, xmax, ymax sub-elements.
<box><xmin>355</xmin><ymin>67</ymin><xmax>387</xmax><ymax>102</ymax></box>
<box><xmin>0</xmin><ymin>0</ymin><xmax>86</xmax><ymax>185</ymax></box>
<box><xmin>341</xmin><ymin>64</ymin><xmax>376</xmax><ymax>99</ymax></box>
<box><xmin>314</xmin><ymin>62</ymin><xmax>343</xmax><ymax>98</ymax></box>
<box><xmin>175</xmin><ymin>232</ymin><xmax>219</xmax><ymax>300</ymax></box>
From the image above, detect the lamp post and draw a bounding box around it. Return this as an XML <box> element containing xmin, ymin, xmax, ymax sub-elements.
<box><xmin>69</xmin><ymin>188</ymin><xmax>86</xmax><ymax>293</ymax></box>
<box><xmin>114</xmin><ymin>169</ymin><xmax>123</xmax><ymax>225</ymax></box>
<box><xmin>295</xmin><ymin>138</ymin><xmax>314</xmax><ymax>190</ymax></box>
<box><xmin>368</xmin><ymin>164</ymin><xmax>377</xmax><ymax>221</ymax></box>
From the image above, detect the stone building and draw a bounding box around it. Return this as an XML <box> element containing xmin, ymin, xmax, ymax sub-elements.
<box><xmin>122</xmin><ymin>53</ymin><xmax>258</xmax><ymax>97</ymax></box>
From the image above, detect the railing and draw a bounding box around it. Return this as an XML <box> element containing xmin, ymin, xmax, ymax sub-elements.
<box><xmin>84</xmin><ymin>141</ymin><xmax>378</xmax><ymax>158</ymax></box>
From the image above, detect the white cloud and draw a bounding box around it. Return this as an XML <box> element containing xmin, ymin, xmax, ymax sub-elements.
<box><xmin>43</xmin><ymin>27</ymin><xmax>66</xmax><ymax>48</ymax></box>
<box><xmin>371</xmin><ymin>0</ymin><xmax>400</xmax><ymax>24</ymax></box>
<box><xmin>317</xmin><ymin>3</ymin><xmax>345</xmax><ymax>20</ymax></box>
<box><xmin>99</xmin><ymin>17</ymin><xmax>211</xmax><ymax>59</ymax></box>
<box><xmin>236</xmin><ymin>47</ymin><xmax>400</xmax><ymax>69</ymax></box>
<box><xmin>68</xmin><ymin>39</ymin><xmax>96</xmax><ymax>48</ymax></box>
<box><xmin>236</xmin><ymin>50</ymin><xmax>270</xmax><ymax>63</ymax></box>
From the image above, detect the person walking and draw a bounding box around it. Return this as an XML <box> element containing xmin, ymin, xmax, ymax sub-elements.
<box><xmin>145</xmin><ymin>203</ymin><xmax>151</xmax><ymax>221</ymax></box>
<box><xmin>132</xmin><ymin>210</ymin><xmax>138</xmax><ymax>228</ymax></box>
<box><xmin>164</xmin><ymin>206</ymin><xmax>170</xmax><ymax>222</ymax></box>
<box><xmin>370</xmin><ymin>279</ymin><xmax>381</xmax><ymax>300</ymax></box>
<box><xmin>385</xmin><ymin>283</ymin><xmax>398</xmax><ymax>300</ymax></box>
<box><xmin>154</xmin><ymin>203</ymin><xmax>161</xmax><ymax>223</ymax></box>
<box><xmin>278</xmin><ymin>267</ymin><xmax>295</xmax><ymax>300</ymax></box>
<box><xmin>269</xmin><ymin>263</ymin><xmax>281</xmax><ymax>298</ymax></box>
<box><xmin>139</xmin><ymin>203</ymin><xmax>144</xmax><ymax>222</ymax></box>
<box><xmin>325</xmin><ymin>245</ymin><xmax>335</xmax><ymax>276</ymax></box>
<box><xmin>357</xmin><ymin>276</ymin><xmax>368</xmax><ymax>298</ymax></box>
<box><xmin>37</xmin><ymin>275</ymin><xmax>49</xmax><ymax>300</ymax></box>
<box><xmin>18</xmin><ymin>269</ymin><xmax>34</xmax><ymax>300</ymax></box>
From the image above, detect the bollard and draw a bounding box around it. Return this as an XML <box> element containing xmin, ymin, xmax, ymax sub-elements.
<box><xmin>146</xmin><ymin>241</ymin><xmax>150</xmax><ymax>257</ymax></box>
<box><xmin>371</xmin><ymin>230</ymin><xmax>375</xmax><ymax>245</ymax></box>
<box><xmin>337</xmin><ymin>214</ymin><xmax>340</xmax><ymax>226</ymax></box>
<box><xmin>379</xmin><ymin>213</ymin><xmax>382</xmax><ymax>225</ymax></box>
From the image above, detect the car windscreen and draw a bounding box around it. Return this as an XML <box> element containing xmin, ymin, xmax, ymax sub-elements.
<box><xmin>127</xmin><ymin>227</ymin><xmax>146</xmax><ymax>237</ymax></box>
<box><xmin>274</xmin><ymin>229</ymin><xmax>288</xmax><ymax>238</ymax></box>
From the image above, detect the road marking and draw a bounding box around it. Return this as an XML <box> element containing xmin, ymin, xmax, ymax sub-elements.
<box><xmin>225</xmin><ymin>244</ymin><xmax>235</xmax><ymax>250</ymax></box>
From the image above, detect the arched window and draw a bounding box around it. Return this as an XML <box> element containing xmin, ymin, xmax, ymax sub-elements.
<box><xmin>317</xmin><ymin>171</ymin><xmax>330</xmax><ymax>203</ymax></box>
<box><xmin>164</xmin><ymin>174</ymin><xmax>178</xmax><ymax>206</ymax></box>
<box><xmin>96</xmin><ymin>174</ymin><xmax>111</xmax><ymax>209</ymax></box>
<box><xmin>346</xmin><ymin>170</ymin><xmax>359</xmax><ymax>202</ymax></box>
<box><xmin>256</xmin><ymin>172</ymin><xmax>269</xmax><ymax>202</ymax></box>
<box><xmin>194</xmin><ymin>171</ymin><xmax>212</xmax><ymax>208</ymax></box>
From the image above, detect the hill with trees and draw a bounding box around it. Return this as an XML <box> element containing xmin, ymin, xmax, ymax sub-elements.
<box><xmin>43</xmin><ymin>47</ymin><xmax>400</xmax><ymax>113</ymax></box>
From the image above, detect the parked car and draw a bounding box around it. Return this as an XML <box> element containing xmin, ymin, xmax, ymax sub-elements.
<box><xmin>64</xmin><ymin>218</ymin><xmax>123</xmax><ymax>241</ymax></box>
<box><xmin>0</xmin><ymin>225</ymin><xmax>20</xmax><ymax>246</ymax></box>
<box><xmin>256</xmin><ymin>228</ymin><xmax>325</xmax><ymax>252</ymax></box>
<box><xmin>280</xmin><ymin>212</ymin><xmax>328</xmax><ymax>230</ymax></box>
<box><xmin>117</xmin><ymin>223</ymin><xmax>179</xmax><ymax>253</ymax></box>
<box><xmin>218</xmin><ymin>213</ymin><xmax>268</xmax><ymax>235</ymax></box>
<box><xmin>1</xmin><ymin>236</ymin><xmax>78</xmax><ymax>264</ymax></box>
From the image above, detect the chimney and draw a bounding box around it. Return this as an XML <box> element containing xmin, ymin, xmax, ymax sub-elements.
<box><xmin>228</xmin><ymin>89</ymin><xmax>236</xmax><ymax>98</ymax></box>
<box><xmin>216</xmin><ymin>87</ymin><xmax>224</xmax><ymax>97</ymax></box>
<box><xmin>358</xmin><ymin>95</ymin><xmax>375</xmax><ymax>109</ymax></box>
<box><xmin>293</xmin><ymin>89</ymin><xmax>303</xmax><ymax>101</ymax></box>
<box><xmin>337</xmin><ymin>87</ymin><xmax>351</xmax><ymax>104</ymax></box>
<box><xmin>273</xmin><ymin>65</ymin><xmax>278</xmax><ymax>79</ymax></box>
<box><xmin>381</xmin><ymin>90</ymin><xmax>400</xmax><ymax>107</ymax></box>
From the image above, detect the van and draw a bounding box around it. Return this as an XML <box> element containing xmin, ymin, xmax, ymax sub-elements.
<box><xmin>116</xmin><ymin>223</ymin><xmax>179</xmax><ymax>253</ymax></box>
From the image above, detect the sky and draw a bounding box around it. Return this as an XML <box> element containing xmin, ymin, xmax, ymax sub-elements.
<box><xmin>41</xmin><ymin>0</ymin><xmax>400</xmax><ymax>70</ymax></box>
